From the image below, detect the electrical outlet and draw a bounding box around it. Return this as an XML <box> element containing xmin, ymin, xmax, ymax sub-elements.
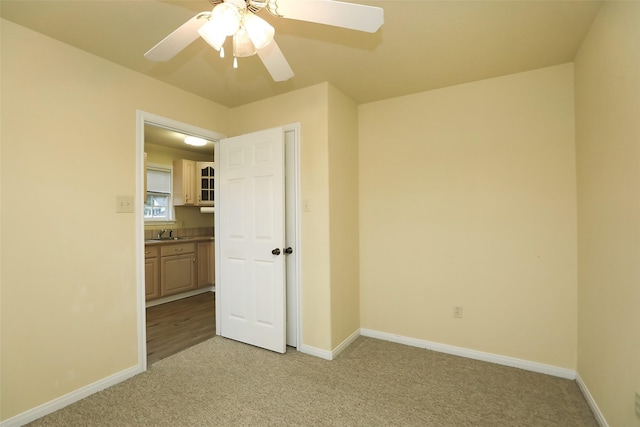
<box><xmin>453</xmin><ymin>305</ymin><xmax>463</xmax><ymax>319</ymax></box>
<box><xmin>635</xmin><ymin>390</ymin><xmax>640</xmax><ymax>419</ymax></box>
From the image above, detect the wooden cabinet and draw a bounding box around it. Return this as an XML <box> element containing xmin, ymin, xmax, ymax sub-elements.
<box><xmin>173</xmin><ymin>159</ymin><xmax>215</xmax><ymax>207</ymax></box>
<box><xmin>172</xmin><ymin>159</ymin><xmax>196</xmax><ymax>206</ymax></box>
<box><xmin>145</xmin><ymin>239</ymin><xmax>214</xmax><ymax>301</ymax></box>
<box><xmin>196</xmin><ymin>162</ymin><xmax>215</xmax><ymax>206</ymax></box>
<box><xmin>197</xmin><ymin>241</ymin><xmax>215</xmax><ymax>287</ymax></box>
<box><xmin>144</xmin><ymin>246</ymin><xmax>160</xmax><ymax>300</ymax></box>
<box><xmin>160</xmin><ymin>242</ymin><xmax>196</xmax><ymax>297</ymax></box>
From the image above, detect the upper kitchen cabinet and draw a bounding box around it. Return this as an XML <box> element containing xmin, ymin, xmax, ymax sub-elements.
<box><xmin>173</xmin><ymin>159</ymin><xmax>196</xmax><ymax>206</ymax></box>
<box><xmin>173</xmin><ymin>159</ymin><xmax>215</xmax><ymax>207</ymax></box>
<box><xmin>197</xmin><ymin>162</ymin><xmax>215</xmax><ymax>206</ymax></box>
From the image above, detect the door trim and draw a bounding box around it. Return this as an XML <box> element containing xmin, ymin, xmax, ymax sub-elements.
<box><xmin>284</xmin><ymin>124</ymin><xmax>302</xmax><ymax>349</ymax></box>
<box><xmin>135</xmin><ymin>110</ymin><xmax>226</xmax><ymax>371</ymax></box>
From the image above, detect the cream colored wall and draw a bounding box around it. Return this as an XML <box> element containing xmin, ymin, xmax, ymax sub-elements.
<box><xmin>228</xmin><ymin>83</ymin><xmax>333</xmax><ymax>351</ymax></box>
<box><xmin>144</xmin><ymin>143</ymin><xmax>214</xmax><ymax>229</ymax></box>
<box><xmin>327</xmin><ymin>85</ymin><xmax>360</xmax><ymax>348</ymax></box>
<box><xmin>5</xmin><ymin>4</ymin><xmax>632</xmax><ymax>423</ymax></box>
<box><xmin>574</xmin><ymin>2</ymin><xmax>640</xmax><ymax>426</ymax></box>
<box><xmin>0</xmin><ymin>19</ymin><xmax>229</xmax><ymax>421</ymax></box>
<box><xmin>171</xmin><ymin>206</ymin><xmax>214</xmax><ymax>230</ymax></box>
<box><xmin>359</xmin><ymin>64</ymin><xmax>578</xmax><ymax>368</ymax></box>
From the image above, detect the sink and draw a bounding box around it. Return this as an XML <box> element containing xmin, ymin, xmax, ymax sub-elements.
<box><xmin>146</xmin><ymin>236</ymin><xmax>193</xmax><ymax>242</ymax></box>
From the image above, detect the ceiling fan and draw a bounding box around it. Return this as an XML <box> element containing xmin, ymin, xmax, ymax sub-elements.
<box><xmin>144</xmin><ymin>0</ymin><xmax>384</xmax><ymax>82</ymax></box>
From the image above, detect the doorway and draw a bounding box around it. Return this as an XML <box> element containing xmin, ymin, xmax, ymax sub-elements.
<box><xmin>136</xmin><ymin>111</ymin><xmax>301</xmax><ymax>370</ymax></box>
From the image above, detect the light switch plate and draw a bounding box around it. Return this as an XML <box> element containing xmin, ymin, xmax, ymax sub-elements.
<box><xmin>116</xmin><ymin>195</ymin><xmax>134</xmax><ymax>213</ymax></box>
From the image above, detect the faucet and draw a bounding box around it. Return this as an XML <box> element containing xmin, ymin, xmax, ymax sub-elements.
<box><xmin>157</xmin><ymin>229</ymin><xmax>167</xmax><ymax>239</ymax></box>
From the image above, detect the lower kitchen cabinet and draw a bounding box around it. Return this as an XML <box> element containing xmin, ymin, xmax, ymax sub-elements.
<box><xmin>160</xmin><ymin>242</ymin><xmax>197</xmax><ymax>297</ymax></box>
<box><xmin>144</xmin><ymin>246</ymin><xmax>160</xmax><ymax>300</ymax></box>
<box><xmin>197</xmin><ymin>241</ymin><xmax>215</xmax><ymax>287</ymax></box>
<box><xmin>145</xmin><ymin>239</ymin><xmax>215</xmax><ymax>301</ymax></box>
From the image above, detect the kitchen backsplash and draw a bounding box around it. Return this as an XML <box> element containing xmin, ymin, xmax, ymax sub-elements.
<box><xmin>144</xmin><ymin>226</ymin><xmax>214</xmax><ymax>240</ymax></box>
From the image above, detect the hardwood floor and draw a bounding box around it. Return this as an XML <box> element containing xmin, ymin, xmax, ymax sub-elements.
<box><xmin>146</xmin><ymin>292</ymin><xmax>216</xmax><ymax>365</ymax></box>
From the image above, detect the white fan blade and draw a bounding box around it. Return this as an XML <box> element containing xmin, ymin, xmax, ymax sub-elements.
<box><xmin>144</xmin><ymin>13</ymin><xmax>208</xmax><ymax>61</ymax></box>
<box><xmin>257</xmin><ymin>39</ymin><xmax>295</xmax><ymax>81</ymax></box>
<box><xmin>275</xmin><ymin>0</ymin><xmax>384</xmax><ymax>33</ymax></box>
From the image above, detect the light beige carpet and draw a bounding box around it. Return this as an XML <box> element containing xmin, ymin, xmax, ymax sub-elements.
<box><xmin>28</xmin><ymin>336</ymin><xmax>598</xmax><ymax>426</ymax></box>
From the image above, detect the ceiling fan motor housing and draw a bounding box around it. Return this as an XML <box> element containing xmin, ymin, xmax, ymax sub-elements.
<box><xmin>209</xmin><ymin>0</ymin><xmax>267</xmax><ymax>14</ymax></box>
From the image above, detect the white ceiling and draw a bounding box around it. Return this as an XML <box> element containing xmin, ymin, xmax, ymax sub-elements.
<box><xmin>1</xmin><ymin>0</ymin><xmax>603</xmax><ymax>110</ymax></box>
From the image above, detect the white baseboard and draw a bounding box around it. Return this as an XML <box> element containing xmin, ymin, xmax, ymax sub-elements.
<box><xmin>575</xmin><ymin>373</ymin><xmax>609</xmax><ymax>427</ymax></box>
<box><xmin>298</xmin><ymin>329</ymin><xmax>360</xmax><ymax>361</ymax></box>
<box><xmin>332</xmin><ymin>329</ymin><xmax>361</xmax><ymax>359</ymax></box>
<box><xmin>0</xmin><ymin>364</ymin><xmax>143</xmax><ymax>427</ymax></box>
<box><xmin>359</xmin><ymin>328</ymin><xmax>576</xmax><ymax>380</ymax></box>
<box><xmin>298</xmin><ymin>344</ymin><xmax>333</xmax><ymax>360</ymax></box>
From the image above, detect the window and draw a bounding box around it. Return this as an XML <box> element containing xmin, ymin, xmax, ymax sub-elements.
<box><xmin>145</xmin><ymin>166</ymin><xmax>173</xmax><ymax>221</ymax></box>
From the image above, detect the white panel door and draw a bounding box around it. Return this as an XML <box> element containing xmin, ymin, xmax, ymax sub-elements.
<box><xmin>218</xmin><ymin>127</ymin><xmax>286</xmax><ymax>353</ymax></box>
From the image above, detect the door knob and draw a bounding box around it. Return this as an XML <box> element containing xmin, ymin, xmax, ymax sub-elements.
<box><xmin>284</xmin><ymin>247</ymin><xmax>293</xmax><ymax>255</ymax></box>
<box><xmin>272</xmin><ymin>248</ymin><xmax>281</xmax><ymax>256</ymax></box>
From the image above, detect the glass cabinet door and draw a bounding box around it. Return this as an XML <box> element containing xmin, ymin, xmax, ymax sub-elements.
<box><xmin>197</xmin><ymin>162</ymin><xmax>215</xmax><ymax>206</ymax></box>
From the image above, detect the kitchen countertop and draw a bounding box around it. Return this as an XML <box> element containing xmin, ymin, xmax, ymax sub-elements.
<box><xmin>144</xmin><ymin>236</ymin><xmax>215</xmax><ymax>246</ymax></box>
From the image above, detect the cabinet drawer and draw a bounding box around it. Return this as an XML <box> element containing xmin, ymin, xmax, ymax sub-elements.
<box><xmin>144</xmin><ymin>246</ymin><xmax>159</xmax><ymax>258</ymax></box>
<box><xmin>160</xmin><ymin>242</ymin><xmax>195</xmax><ymax>256</ymax></box>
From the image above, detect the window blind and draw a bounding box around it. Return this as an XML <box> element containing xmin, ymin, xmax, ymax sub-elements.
<box><xmin>147</xmin><ymin>169</ymin><xmax>171</xmax><ymax>193</ymax></box>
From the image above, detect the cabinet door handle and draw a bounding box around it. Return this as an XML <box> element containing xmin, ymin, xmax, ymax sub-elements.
<box><xmin>272</xmin><ymin>248</ymin><xmax>281</xmax><ymax>256</ymax></box>
<box><xmin>145</xmin><ymin>251</ymin><xmax>151</xmax><ymax>254</ymax></box>
<box><xmin>284</xmin><ymin>247</ymin><xmax>293</xmax><ymax>255</ymax></box>
<box><xmin>175</xmin><ymin>248</ymin><xmax>183</xmax><ymax>252</ymax></box>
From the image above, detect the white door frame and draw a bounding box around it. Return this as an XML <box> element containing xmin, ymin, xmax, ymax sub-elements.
<box><xmin>284</xmin><ymin>125</ymin><xmax>302</xmax><ymax>348</ymax></box>
<box><xmin>215</xmin><ymin>123</ymin><xmax>302</xmax><ymax>350</ymax></box>
<box><xmin>136</xmin><ymin>112</ymin><xmax>302</xmax><ymax>370</ymax></box>
<box><xmin>135</xmin><ymin>111</ymin><xmax>225</xmax><ymax>371</ymax></box>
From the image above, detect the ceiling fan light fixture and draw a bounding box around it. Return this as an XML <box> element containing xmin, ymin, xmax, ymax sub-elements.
<box><xmin>184</xmin><ymin>136</ymin><xmax>208</xmax><ymax>147</ymax></box>
<box><xmin>233</xmin><ymin>27</ymin><xmax>257</xmax><ymax>58</ymax></box>
<box><xmin>198</xmin><ymin>20</ymin><xmax>226</xmax><ymax>51</ymax></box>
<box><xmin>243</xmin><ymin>13</ymin><xmax>275</xmax><ymax>50</ymax></box>
<box><xmin>210</xmin><ymin>3</ymin><xmax>241</xmax><ymax>36</ymax></box>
